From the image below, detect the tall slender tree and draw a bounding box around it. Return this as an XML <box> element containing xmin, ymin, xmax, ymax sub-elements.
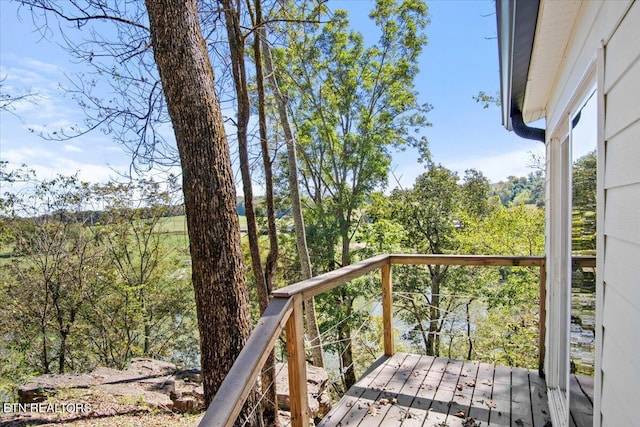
<box><xmin>260</xmin><ymin>14</ymin><xmax>325</xmax><ymax>368</ymax></box>
<box><xmin>221</xmin><ymin>0</ymin><xmax>280</xmax><ymax>421</ymax></box>
<box><xmin>281</xmin><ymin>0</ymin><xmax>430</xmax><ymax>387</ymax></box>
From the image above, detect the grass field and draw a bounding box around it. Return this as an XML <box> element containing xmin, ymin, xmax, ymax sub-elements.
<box><xmin>156</xmin><ymin>215</ymin><xmax>248</xmax><ymax>234</ymax></box>
<box><xmin>0</xmin><ymin>215</ymin><xmax>248</xmax><ymax>264</ymax></box>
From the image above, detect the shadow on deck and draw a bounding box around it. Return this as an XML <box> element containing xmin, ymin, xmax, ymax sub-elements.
<box><xmin>317</xmin><ymin>353</ymin><xmax>550</xmax><ymax>427</ymax></box>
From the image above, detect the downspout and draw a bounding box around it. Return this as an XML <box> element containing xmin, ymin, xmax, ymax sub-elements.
<box><xmin>511</xmin><ymin>110</ymin><xmax>545</xmax><ymax>142</ymax></box>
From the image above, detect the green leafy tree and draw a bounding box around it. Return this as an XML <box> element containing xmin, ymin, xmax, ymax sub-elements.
<box><xmin>390</xmin><ymin>164</ymin><xmax>460</xmax><ymax>356</ymax></box>
<box><xmin>491</xmin><ymin>172</ymin><xmax>544</xmax><ymax>207</ymax></box>
<box><xmin>281</xmin><ymin>0</ymin><xmax>430</xmax><ymax>388</ymax></box>
<box><xmin>87</xmin><ymin>180</ymin><xmax>195</xmax><ymax>368</ymax></box>
<box><xmin>456</xmin><ymin>203</ymin><xmax>544</xmax><ymax>367</ymax></box>
<box><xmin>1</xmin><ymin>173</ymin><xmax>102</xmax><ymax>376</ymax></box>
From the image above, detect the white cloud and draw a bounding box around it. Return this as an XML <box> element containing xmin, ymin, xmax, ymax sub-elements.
<box><xmin>64</xmin><ymin>144</ymin><xmax>82</xmax><ymax>153</ymax></box>
<box><xmin>389</xmin><ymin>145</ymin><xmax>546</xmax><ymax>191</ymax></box>
<box><xmin>22</xmin><ymin>58</ymin><xmax>61</xmax><ymax>74</ymax></box>
<box><xmin>1</xmin><ymin>147</ymin><xmax>52</xmax><ymax>165</ymax></box>
<box><xmin>447</xmin><ymin>147</ymin><xmax>545</xmax><ymax>183</ymax></box>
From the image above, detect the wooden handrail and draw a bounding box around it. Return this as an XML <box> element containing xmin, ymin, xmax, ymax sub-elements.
<box><xmin>272</xmin><ymin>254</ymin><xmax>389</xmax><ymax>299</ymax></box>
<box><xmin>390</xmin><ymin>254</ymin><xmax>545</xmax><ymax>266</ymax></box>
<box><xmin>200</xmin><ymin>297</ymin><xmax>293</xmax><ymax>427</ymax></box>
<box><xmin>201</xmin><ymin>254</ymin><xmax>596</xmax><ymax>427</ymax></box>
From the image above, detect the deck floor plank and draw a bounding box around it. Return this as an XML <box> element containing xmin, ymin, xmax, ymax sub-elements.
<box><xmin>408</xmin><ymin>355</ymin><xmax>449</xmax><ymax>426</ymax></box>
<box><xmin>529</xmin><ymin>372</ymin><xmax>550</xmax><ymax>427</ymax></box>
<box><xmin>318</xmin><ymin>355</ymin><xmax>552</xmax><ymax>427</ymax></box>
<box><xmin>317</xmin><ymin>353</ymin><xmax>407</xmax><ymax>427</ymax></box>
<box><xmin>371</xmin><ymin>354</ymin><xmax>434</xmax><ymax>427</ymax></box>
<box><xmin>489</xmin><ymin>364</ymin><xmax>512</xmax><ymax>426</ymax></box>
<box><xmin>445</xmin><ymin>359</ymin><xmax>480</xmax><ymax>425</ymax></box>
<box><xmin>339</xmin><ymin>352</ymin><xmax>408</xmax><ymax>427</ymax></box>
<box><xmin>424</xmin><ymin>359</ymin><xmax>464</xmax><ymax>426</ymax></box>
<box><xmin>511</xmin><ymin>367</ymin><xmax>534</xmax><ymax>427</ymax></box>
<box><xmin>467</xmin><ymin>362</ymin><xmax>495</xmax><ymax>425</ymax></box>
<box><xmin>358</xmin><ymin>353</ymin><xmax>423</xmax><ymax>427</ymax></box>
<box><xmin>570</xmin><ymin>374</ymin><xmax>594</xmax><ymax>427</ymax></box>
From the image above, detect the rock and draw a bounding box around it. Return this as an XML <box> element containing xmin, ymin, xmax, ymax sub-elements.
<box><xmin>16</xmin><ymin>358</ymin><xmax>204</xmax><ymax>413</ymax></box>
<box><xmin>171</xmin><ymin>379</ymin><xmax>205</xmax><ymax>413</ymax></box>
<box><xmin>317</xmin><ymin>391</ymin><xmax>332</xmax><ymax>418</ymax></box>
<box><xmin>129</xmin><ymin>358</ymin><xmax>176</xmax><ymax>376</ymax></box>
<box><xmin>275</xmin><ymin>363</ymin><xmax>331</xmax><ymax>419</ymax></box>
<box><xmin>19</xmin><ymin>374</ymin><xmax>94</xmax><ymax>403</ymax></box>
<box><xmin>175</xmin><ymin>368</ymin><xmax>201</xmax><ymax>383</ymax></box>
<box><xmin>278</xmin><ymin>410</ymin><xmax>315</xmax><ymax>426</ymax></box>
<box><xmin>173</xmin><ymin>396</ymin><xmax>201</xmax><ymax>413</ymax></box>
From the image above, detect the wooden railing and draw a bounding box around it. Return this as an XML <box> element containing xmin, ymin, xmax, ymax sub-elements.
<box><xmin>200</xmin><ymin>254</ymin><xmax>596</xmax><ymax>427</ymax></box>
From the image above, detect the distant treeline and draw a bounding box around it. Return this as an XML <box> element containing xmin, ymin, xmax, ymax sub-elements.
<box><xmin>13</xmin><ymin>202</ymin><xmax>258</xmax><ymax>225</ymax></box>
<box><xmin>490</xmin><ymin>171</ymin><xmax>545</xmax><ymax>207</ymax></box>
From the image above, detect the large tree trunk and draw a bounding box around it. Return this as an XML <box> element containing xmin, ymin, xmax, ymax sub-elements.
<box><xmin>145</xmin><ymin>1</ymin><xmax>254</xmax><ymax>415</ymax></box>
<box><xmin>261</xmin><ymin>34</ymin><xmax>324</xmax><ymax>367</ymax></box>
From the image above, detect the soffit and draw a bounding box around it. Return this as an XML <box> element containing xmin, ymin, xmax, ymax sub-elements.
<box><xmin>523</xmin><ymin>0</ymin><xmax>581</xmax><ymax>123</ymax></box>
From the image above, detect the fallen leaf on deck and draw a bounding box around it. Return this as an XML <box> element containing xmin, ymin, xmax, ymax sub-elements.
<box><xmin>456</xmin><ymin>384</ymin><xmax>464</xmax><ymax>391</ymax></box>
<box><xmin>391</xmin><ymin>397</ymin><xmax>398</xmax><ymax>405</ymax></box>
<box><xmin>379</xmin><ymin>398</ymin><xmax>389</xmax><ymax>406</ymax></box>
<box><xmin>368</xmin><ymin>405</ymin><xmax>378</xmax><ymax>416</ymax></box>
<box><xmin>463</xmin><ymin>418</ymin><xmax>479</xmax><ymax>427</ymax></box>
<box><xmin>515</xmin><ymin>418</ymin><xmax>524</xmax><ymax>426</ymax></box>
<box><xmin>454</xmin><ymin>411</ymin><xmax>466</xmax><ymax>418</ymax></box>
<box><xmin>486</xmin><ymin>400</ymin><xmax>497</xmax><ymax>409</ymax></box>
<box><xmin>466</xmin><ymin>380</ymin><xmax>476</xmax><ymax>387</ymax></box>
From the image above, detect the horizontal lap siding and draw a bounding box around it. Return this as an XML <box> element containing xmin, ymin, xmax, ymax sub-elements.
<box><xmin>600</xmin><ymin>332</ymin><xmax>638</xmax><ymax>426</ymax></box>
<box><xmin>601</xmin><ymin>1</ymin><xmax>640</xmax><ymax>425</ymax></box>
<box><xmin>604</xmin><ymin>121</ymin><xmax>640</xmax><ymax>188</ymax></box>
<box><xmin>603</xmin><ymin>185</ymin><xmax>640</xmax><ymax>246</ymax></box>
<box><xmin>602</xmin><ymin>237</ymin><xmax>640</xmax><ymax>312</ymax></box>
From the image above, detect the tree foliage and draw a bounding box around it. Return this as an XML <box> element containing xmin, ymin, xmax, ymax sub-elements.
<box><xmin>277</xmin><ymin>0</ymin><xmax>431</xmax><ymax>389</ymax></box>
<box><xmin>368</xmin><ymin>166</ymin><xmax>545</xmax><ymax>367</ymax></box>
<box><xmin>572</xmin><ymin>150</ymin><xmax>596</xmax><ymax>254</ymax></box>
<box><xmin>0</xmin><ymin>171</ymin><xmax>196</xmax><ymax>399</ymax></box>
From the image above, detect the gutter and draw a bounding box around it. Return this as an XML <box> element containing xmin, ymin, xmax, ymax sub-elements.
<box><xmin>511</xmin><ymin>110</ymin><xmax>545</xmax><ymax>142</ymax></box>
<box><xmin>496</xmin><ymin>0</ymin><xmax>546</xmax><ymax>143</ymax></box>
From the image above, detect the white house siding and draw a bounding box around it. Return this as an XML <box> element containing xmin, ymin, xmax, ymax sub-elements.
<box><xmin>542</xmin><ymin>1</ymin><xmax>639</xmax><ymax>426</ymax></box>
<box><xmin>600</xmin><ymin>1</ymin><xmax>640</xmax><ymax>425</ymax></box>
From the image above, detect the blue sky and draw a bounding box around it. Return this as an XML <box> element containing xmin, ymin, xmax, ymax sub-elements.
<box><xmin>0</xmin><ymin>0</ymin><xmax>544</xmax><ymax>190</ymax></box>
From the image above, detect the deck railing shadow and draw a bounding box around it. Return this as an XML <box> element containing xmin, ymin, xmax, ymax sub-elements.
<box><xmin>199</xmin><ymin>254</ymin><xmax>596</xmax><ymax>427</ymax></box>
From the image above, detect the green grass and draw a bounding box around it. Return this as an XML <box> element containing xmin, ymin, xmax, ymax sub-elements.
<box><xmin>155</xmin><ymin>215</ymin><xmax>248</xmax><ymax>252</ymax></box>
<box><xmin>0</xmin><ymin>215</ymin><xmax>248</xmax><ymax>265</ymax></box>
<box><xmin>155</xmin><ymin>215</ymin><xmax>247</xmax><ymax>234</ymax></box>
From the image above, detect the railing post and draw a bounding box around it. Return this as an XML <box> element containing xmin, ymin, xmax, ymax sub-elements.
<box><xmin>286</xmin><ymin>294</ymin><xmax>309</xmax><ymax>427</ymax></box>
<box><xmin>538</xmin><ymin>260</ymin><xmax>546</xmax><ymax>377</ymax></box>
<box><xmin>382</xmin><ymin>261</ymin><xmax>394</xmax><ymax>357</ymax></box>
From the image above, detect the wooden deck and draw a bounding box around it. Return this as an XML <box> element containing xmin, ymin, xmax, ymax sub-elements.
<box><xmin>570</xmin><ymin>374</ymin><xmax>594</xmax><ymax>427</ymax></box>
<box><xmin>317</xmin><ymin>353</ymin><xmax>551</xmax><ymax>427</ymax></box>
